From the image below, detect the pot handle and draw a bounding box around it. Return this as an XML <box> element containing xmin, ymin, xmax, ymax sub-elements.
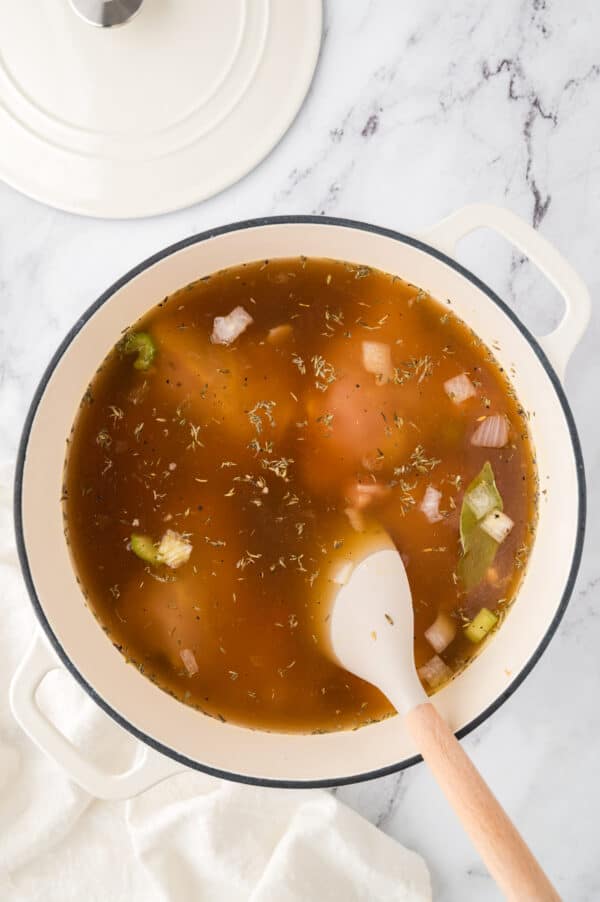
<box><xmin>421</xmin><ymin>203</ymin><xmax>591</xmax><ymax>382</ymax></box>
<box><xmin>10</xmin><ymin>633</ymin><xmax>184</xmax><ymax>800</ymax></box>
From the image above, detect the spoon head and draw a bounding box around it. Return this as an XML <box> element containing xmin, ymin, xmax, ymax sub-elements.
<box><xmin>330</xmin><ymin>545</ymin><xmax>426</xmax><ymax>714</ymax></box>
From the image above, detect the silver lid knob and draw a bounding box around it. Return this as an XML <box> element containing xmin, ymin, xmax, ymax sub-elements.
<box><xmin>70</xmin><ymin>0</ymin><xmax>143</xmax><ymax>28</ymax></box>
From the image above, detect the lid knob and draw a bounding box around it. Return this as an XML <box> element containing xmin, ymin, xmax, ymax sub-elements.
<box><xmin>70</xmin><ymin>0</ymin><xmax>143</xmax><ymax>27</ymax></box>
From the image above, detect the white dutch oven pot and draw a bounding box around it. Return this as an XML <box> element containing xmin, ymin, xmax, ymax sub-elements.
<box><xmin>10</xmin><ymin>205</ymin><xmax>589</xmax><ymax>799</ymax></box>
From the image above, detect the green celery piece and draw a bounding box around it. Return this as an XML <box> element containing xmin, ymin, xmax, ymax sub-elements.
<box><xmin>464</xmin><ymin>606</ymin><xmax>499</xmax><ymax>643</ymax></box>
<box><xmin>130</xmin><ymin>533</ymin><xmax>160</xmax><ymax>564</ymax></box>
<box><xmin>458</xmin><ymin>462</ymin><xmax>503</xmax><ymax>590</ymax></box>
<box><xmin>123</xmin><ymin>332</ymin><xmax>156</xmax><ymax>370</ymax></box>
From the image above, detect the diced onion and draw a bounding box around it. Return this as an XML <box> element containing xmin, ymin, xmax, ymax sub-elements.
<box><xmin>480</xmin><ymin>509</ymin><xmax>514</xmax><ymax>543</ymax></box>
<box><xmin>464</xmin><ymin>482</ymin><xmax>498</xmax><ymax>520</ymax></box>
<box><xmin>267</xmin><ymin>324</ymin><xmax>293</xmax><ymax>344</ymax></box>
<box><xmin>157</xmin><ymin>530</ymin><xmax>193</xmax><ymax>569</ymax></box>
<box><xmin>420</xmin><ymin>485</ymin><xmax>443</xmax><ymax>523</ymax></box>
<box><xmin>424</xmin><ymin>613</ymin><xmax>457</xmax><ymax>653</ymax></box>
<box><xmin>211</xmin><ymin>306</ymin><xmax>253</xmax><ymax>345</ymax></box>
<box><xmin>331</xmin><ymin>560</ymin><xmax>354</xmax><ymax>586</ymax></box>
<box><xmin>418</xmin><ymin>654</ymin><xmax>453</xmax><ymax>689</ymax></box>
<box><xmin>444</xmin><ymin>373</ymin><xmax>477</xmax><ymax>404</ymax></box>
<box><xmin>471</xmin><ymin>415</ymin><xmax>509</xmax><ymax>448</ymax></box>
<box><xmin>362</xmin><ymin>341</ymin><xmax>393</xmax><ymax>381</ymax></box>
<box><xmin>180</xmin><ymin>648</ymin><xmax>199</xmax><ymax>676</ymax></box>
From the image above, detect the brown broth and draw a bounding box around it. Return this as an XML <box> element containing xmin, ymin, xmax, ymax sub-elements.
<box><xmin>64</xmin><ymin>257</ymin><xmax>537</xmax><ymax>733</ymax></box>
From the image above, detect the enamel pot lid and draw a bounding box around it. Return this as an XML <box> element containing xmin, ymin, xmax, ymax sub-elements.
<box><xmin>0</xmin><ymin>0</ymin><xmax>322</xmax><ymax>218</ymax></box>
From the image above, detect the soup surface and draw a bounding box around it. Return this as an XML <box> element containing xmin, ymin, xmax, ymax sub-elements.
<box><xmin>64</xmin><ymin>257</ymin><xmax>537</xmax><ymax>732</ymax></box>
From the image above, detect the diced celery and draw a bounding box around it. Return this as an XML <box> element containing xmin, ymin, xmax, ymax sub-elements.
<box><xmin>123</xmin><ymin>332</ymin><xmax>156</xmax><ymax>370</ymax></box>
<box><xmin>464</xmin><ymin>607</ymin><xmax>499</xmax><ymax>643</ymax></box>
<box><xmin>130</xmin><ymin>533</ymin><xmax>160</xmax><ymax>564</ymax></box>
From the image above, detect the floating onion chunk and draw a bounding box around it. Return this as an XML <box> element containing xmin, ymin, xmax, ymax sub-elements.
<box><xmin>157</xmin><ymin>530</ymin><xmax>193</xmax><ymax>569</ymax></box>
<box><xmin>480</xmin><ymin>510</ymin><xmax>514</xmax><ymax>543</ymax></box>
<box><xmin>424</xmin><ymin>612</ymin><xmax>457</xmax><ymax>653</ymax></box>
<box><xmin>361</xmin><ymin>340</ymin><xmax>393</xmax><ymax>381</ymax></box>
<box><xmin>211</xmin><ymin>306</ymin><xmax>254</xmax><ymax>346</ymax></box>
<box><xmin>418</xmin><ymin>654</ymin><xmax>453</xmax><ymax>689</ymax></box>
<box><xmin>443</xmin><ymin>372</ymin><xmax>477</xmax><ymax>404</ymax></box>
<box><xmin>180</xmin><ymin>648</ymin><xmax>199</xmax><ymax>676</ymax></box>
<box><xmin>471</xmin><ymin>415</ymin><xmax>509</xmax><ymax>448</ymax></box>
<box><xmin>420</xmin><ymin>485</ymin><xmax>443</xmax><ymax>523</ymax></box>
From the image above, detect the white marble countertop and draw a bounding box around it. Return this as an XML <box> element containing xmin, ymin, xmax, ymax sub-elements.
<box><xmin>1</xmin><ymin>2</ymin><xmax>598</xmax><ymax>900</ymax></box>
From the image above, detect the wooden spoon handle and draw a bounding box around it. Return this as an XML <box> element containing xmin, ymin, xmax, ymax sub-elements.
<box><xmin>404</xmin><ymin>703</ymin><xmax>561</xmax><ymax>901</ymax></box>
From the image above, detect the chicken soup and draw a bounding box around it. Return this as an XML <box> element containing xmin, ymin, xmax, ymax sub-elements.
<box><xmin>64</xmin><ymin>257</ymin><xmax>537</xmax><ymax>732</ymax></box>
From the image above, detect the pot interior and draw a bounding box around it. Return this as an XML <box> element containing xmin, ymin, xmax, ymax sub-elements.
<box><xmin>18</xmin><ymin>219</ymin><xmax>582</xmax><ymax>784</ymax></box>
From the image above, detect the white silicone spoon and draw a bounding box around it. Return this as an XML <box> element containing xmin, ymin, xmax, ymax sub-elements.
<box><xmin>330</xmin><ymin>544</ymin><xmax>561</xmax><ymax>902</ymax></box>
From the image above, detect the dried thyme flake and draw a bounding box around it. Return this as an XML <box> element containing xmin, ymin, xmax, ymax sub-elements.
<box><xmin>355</xmin><ymin>317</ymin><xmax>382</xmax><ymax>331</ymax></box>
<box><xmin>393</xmin><ymin>355</ymin><xmax>434</xmax><ymax>385</ymax></box>
<box><xmin>187</xmin><ymin>423</ymin><xmax>204</xmax><ymax>450</ymax></box>
<box><xmin>96</xmin><ymin>428</ymin><xmax>112</xmax><ymax>448</ymax></box>
<box><xmin>247</xmin><ymin>400</ymin><xmax>277</xmax><ymax>433</ymax></box>
<box><xmin>261</xmin><ymin>457</ymin><xmax>294</xmax><ymax>480</ymax></box>
<box><xmin>394</xmin><ymin>445</ymin><xmax>440</xmax><ymax>477</ymax></box>
<box><xmin>515</xmin><ymin>543</ymin><xmax>529</xmax><ymax>569</ymax></box>
<box><xmin>236</xmin><ymin>551</ymin><xmax>262</xmax><ymax>570</ymax></box>
<box><xmin>396</xmin><ymin>480</ymin><xmax>417</xmax><ymax>514</ymax></box>
<box><xmin>108</xmin><ymin>405</ymin><xmax>124</xmax><ymax>425</ymax></box>
<box><xmin>289</xmin><ymin>554</ymin><xmax>307</xmax><ymax>572</ymax></box>
<box><xmin>325</xmin><ymin>307</ymin><xmax>344</xmax><ymax>327</ymax></box>
<box><xmin>248</xmin><ymin>438</ymin><xmax>274</xmax><ymax>456</ymax></box>
<box><xmin>291</xmin><ymin>353</ymin><xmax>306</xmax><ymax>374</ymax></box>
<box><xmin>311</xmin><ymin>354</ymin><xmax>337</xmax><ymax>391</ymax></box>
<box><xmin>316</xmin><ymin>412</ymin><xmax>334</xmax><ymax>428</ymax></box>
<box><xmin>278</xmin><ymin>660</ymin><xmax>297</xmax><ymax>677</ymax></box>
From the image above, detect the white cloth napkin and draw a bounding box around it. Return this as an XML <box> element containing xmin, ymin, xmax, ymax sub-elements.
<box><xmin>0</xmin><ymin>462</ymin><xmax>431</xmax><ymax>901</ymax></box>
